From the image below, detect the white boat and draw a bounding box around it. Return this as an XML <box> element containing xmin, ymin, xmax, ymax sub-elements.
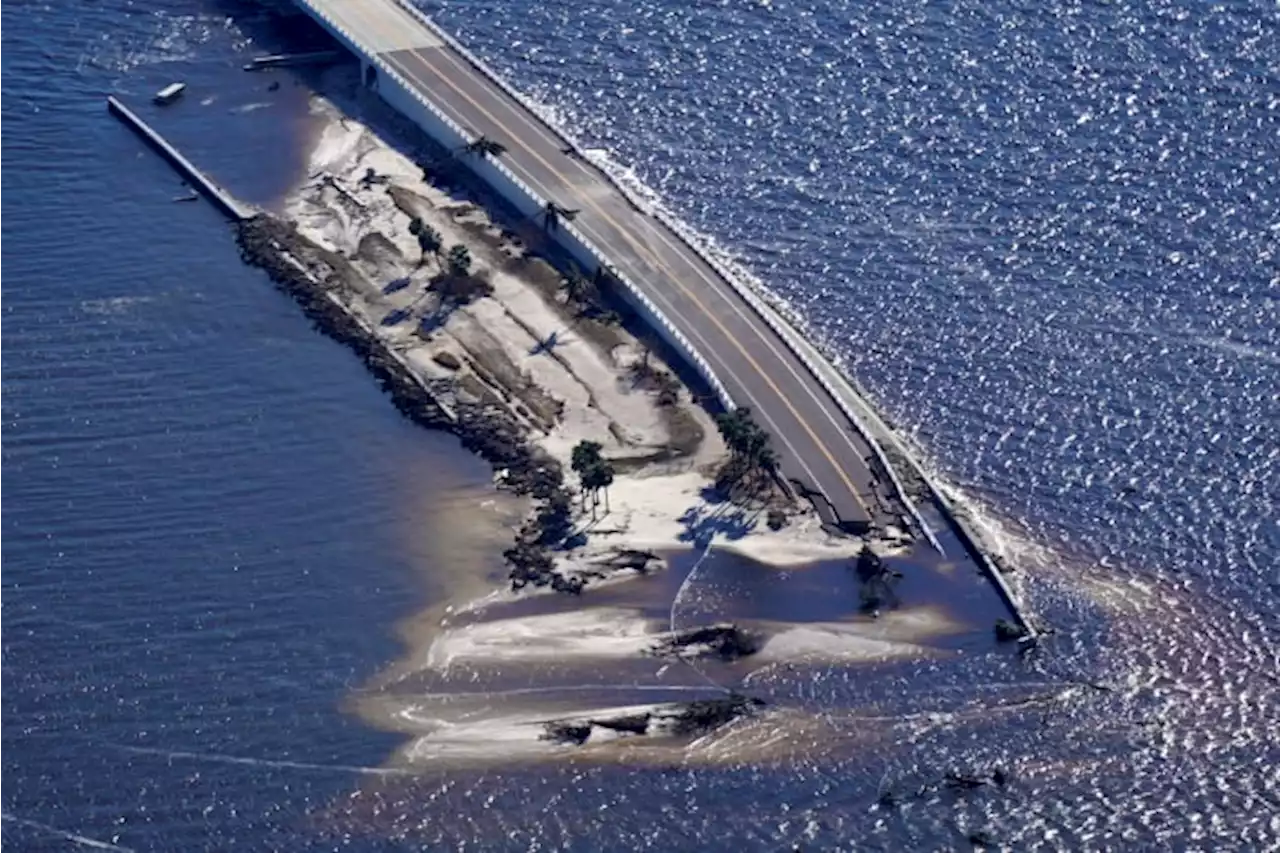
<box><xmin>153</xmin><ymin>83</ymin><xmax>186</xmax><ymax>105</ymax></box>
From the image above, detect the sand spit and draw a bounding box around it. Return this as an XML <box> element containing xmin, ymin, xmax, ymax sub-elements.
<box><xmin>755</xmin><ymin>609</ymin><xmax>965</xmax><ymax>664</ymax></box>
<box><xmin>391</xmin><ymin>700</ymin><xmax>737</xmax><ymax>763</ymax></box>
<box><xmin>278</xmin><ymin>93</ymin><xmax>879</xmax><ymax>579</ymax></box>
<box><xmin>250</xmin><ymin>77</ymin><xmax>991</xmax><ymax>768</ymax></box>
<box><xmin>420</xmin><ymin>607</ymin><xmax>958</xmax><ymax>672</ymax></box>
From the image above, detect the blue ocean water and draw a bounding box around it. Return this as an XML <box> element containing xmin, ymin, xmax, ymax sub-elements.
<box><xmin>4</xmin><ymin>0</ymin><xmax>1277</xmax><ymax>849</ymax></box>
<box><xmin>440</xmin><ymin>0</ymin><xmax>1278</xmax><ymax>577</ymax></box>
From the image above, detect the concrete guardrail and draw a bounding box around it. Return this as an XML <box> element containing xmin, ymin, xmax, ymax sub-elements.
<box><xmin>386</xmin><ymin>1</ymin><xmax>1041</xmax><ymax>635</ymax></box>
<box><xmin>296</xmin><ymin>1</ymin><xmax>737</xmax><ymax>416</ymax></box>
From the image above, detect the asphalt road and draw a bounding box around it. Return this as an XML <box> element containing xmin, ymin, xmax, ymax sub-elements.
<box><xmin>305</xmin><ymin>0</ymin><xmax>889</xmax><ymax>531</ymax></box>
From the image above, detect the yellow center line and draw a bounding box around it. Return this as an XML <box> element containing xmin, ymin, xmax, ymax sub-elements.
<box><xmin>336</xmin><ymin>6</ymin><xmax>841</xmax><ymax>457</ymax></box>
<box><xmin>380</xmin><ymin>47</ymin><xmax>871</xmax><ymax>519</ymax></box>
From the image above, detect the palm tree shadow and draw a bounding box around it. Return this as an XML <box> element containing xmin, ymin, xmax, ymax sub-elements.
<box><xmin>381</xmin><ymin>305</ymin><xmax>413</xmax><ymax>326</ymax></box>
<box><xmin>678</xmin><ymin>501</ymin><xmax>758</xmax><ymax>548</ymax></box>
<box><xmin>382</xmin><ymin>275</ymin><xmax>412</xmax><ymax>295</ymax></box>
<box><xmin>559</xmin><ymin>506</ymin><xmax>619</xmax><ymax>550</ymax></box>
<box><xmin>417</xmin><ymin>301</ymin><xmax>459</xmax><ymax>335</ymax></box>
<box><xmin>529</xmin><ymin>329</ymin><xmax>571</xmax><ymax>356</ymax></box>
<box><xmin>699</xmin><ymin>485</ymin><xmax>730</xmax><ymax>506</ymax></box>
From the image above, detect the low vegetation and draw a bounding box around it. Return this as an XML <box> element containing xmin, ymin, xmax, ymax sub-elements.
<box><xmin>408</xmin><ymin>216</ymin><xmax>442</xmax><ymax>265</ymax></box>
<box><xmin>629</xmin><ymin>344</ymin><xmax>681</xmax><ymax>407</ymax></box>
<box><xmin>557</xmin><ymin>265</ymin><xmax>621</xmax><ymax>328</ymax></box>
<box><xmin>427</xmin><ymin>242</ymin><xmax>493</xmax><ymax>305</ymax></box>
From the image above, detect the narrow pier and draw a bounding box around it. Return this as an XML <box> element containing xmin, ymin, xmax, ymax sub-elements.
<box><xmin>107</xmin><ymin>96</ymin><xmax>252</xmax><ymax>221</ymax></box>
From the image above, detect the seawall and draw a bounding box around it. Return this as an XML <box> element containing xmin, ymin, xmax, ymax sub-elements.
<box><xmin>235</xmin><ymin>215</ymin><xmax>567</xmax><ymax>505</ymax></box>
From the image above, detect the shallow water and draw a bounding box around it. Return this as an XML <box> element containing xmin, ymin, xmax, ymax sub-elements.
<box><xmin>4</xmin><ymin>0</ymin><xmax>1278</xmax><ymax>848</ymax></box>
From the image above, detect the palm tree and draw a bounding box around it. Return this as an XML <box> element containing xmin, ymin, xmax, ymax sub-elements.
<box><xmin>540</xmin><ymin>201</ymin><xmax>580</xmax><ymax>233</ymax></box>
<box><xmin>743</xmin><ymin>428</ymin><xmax>770</xmax><ymax>463</ymax></box>
<box><xmin>571</xmin><ymin>439</ymin><xmax>603</xmax><ymax>475</ymax></box>
<box><xmin>630</xmin><ymin>343</ymin><xmax>653</xmax><ymax>381</ymax></box>
<box><xmin>570</xmin><ymin>440</ymin><xmax>604</xmax><ymax>511</ymax></box>
<box><xmin>714</xmin><ymin>407</ymin><xmax>778</xmax><ymax>491</ymax></box>
<box><xmin>714</xmin><ymin>408</ymin><xmax>753</xmax><ymax>458</ymax></box>
<box><xmin>461</xmin><ymin>135</ymin><xmax>506</xmax><ymax>158</ymax></box>
<box><xmin>446</xmin><ymin>244</ymin><xmax>472</xmax><ymax>277</ymax></box>
<box><xmin>561</xmin><ymin>266</ymin><xmax>593</xmax><ymax>304</ymax></box>
<box><xmin>582</xmin><ymin>459</ymin><xmax>615</xmax><ymax>516</ymax></box>
<box><xmin>416</xmin><ymin>224</ymin><xmax>442</xmax><ymax>266</ymax></box>
<box><xmin>600</xmin><ymin>464</ymin><xmax>615</xmax><ymax>512</ymax></box>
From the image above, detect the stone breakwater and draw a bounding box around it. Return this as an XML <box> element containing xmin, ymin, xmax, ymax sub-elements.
<box><xmin>235</xmin><ymin>213</ymin><xmax>576</xmax><ymax>589</ymax></box>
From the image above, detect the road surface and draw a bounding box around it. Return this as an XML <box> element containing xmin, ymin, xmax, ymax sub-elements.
<box><xmin>300</xmin><ymin>0</ymin><xmax>897</xmax><ymax>532</ymax></box>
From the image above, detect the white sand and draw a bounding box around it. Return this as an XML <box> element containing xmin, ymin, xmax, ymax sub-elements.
<box><xmin>293</xmin><ymin>102</ymin><xmax>673</xmax><ymax>457</ymax></box>
<box><xmin>396</xmin><ymin>700</ymin><xmax>680</xmax><ymax>763</ymax></box>
<box><xmin>757</xmin><ymin>607</ymin><xmax>965</xmax><ymax>664</ymax></box>
<box><xmin>420</xmin><ymin>607</ymin><xmax>955</xmax><ymax>673</ymax></box>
